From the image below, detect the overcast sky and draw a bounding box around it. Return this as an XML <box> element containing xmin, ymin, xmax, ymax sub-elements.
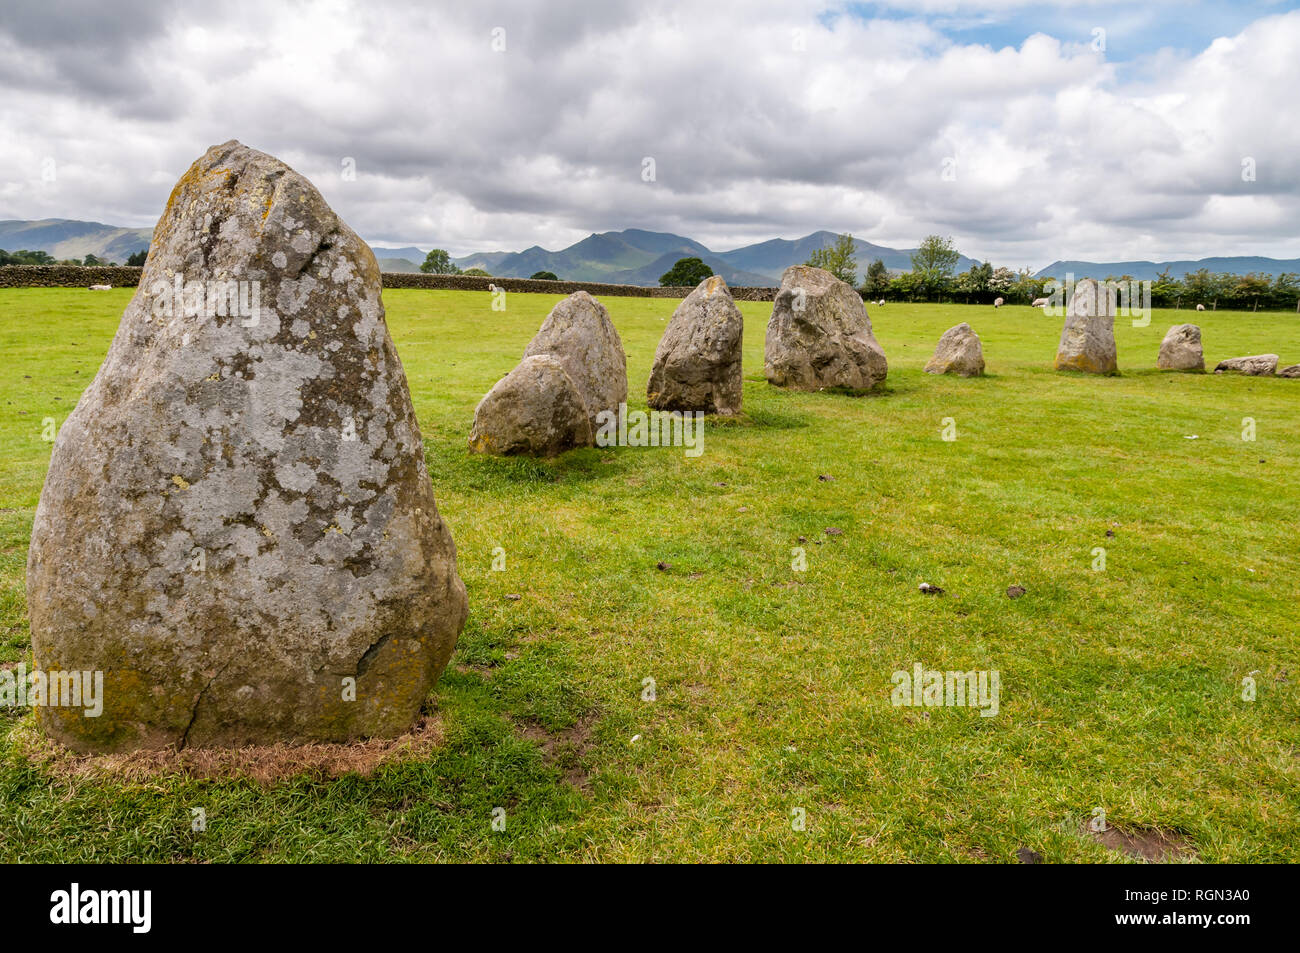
<box><xmin>1</xmin><ymin>0</ymin><xmax>1297</xmax><ymax>271</ymax></box>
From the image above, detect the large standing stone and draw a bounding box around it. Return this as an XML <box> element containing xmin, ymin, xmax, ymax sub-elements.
<box><xmin>1157</xmin><ymin>324</ymin><xmax>1204</xmax><ymax>371</ymax></box>
<box><xmin>522</xmin><ymin>291</ymin><xmax>627</xmax><ymax>432</ymax></box>
<box><xmin>1054</xmin><ymin>278</ymin><xmax>1117</xmax><ymax>374</ymax></box>
<box><xmin>1214</xmin><ymin>354</ymin><xmax>1279</xmax><ymax>376</ymax></box>
<box><xmin>27</xmin><ymin>141</ymin><xmax>468</xmax><ymax>752</ymax></box>
<box><xmin>646</xmin><ymin>275</ymin><xmax>743</xmax><ymax>415</ymax></box>
<box><xmin>764</xmin><ymin>265</ymin><xmax>887</xmax><ymax>392</ymax></box>
<box><xmin>469</xmin><ymin>355</ymin><xmax>593</xmax><ymax>456</ymax></box>
<box><xmin>924</xmin><ymin>323</ymin><xmax>985</xmax><ymax>377</ymax></box>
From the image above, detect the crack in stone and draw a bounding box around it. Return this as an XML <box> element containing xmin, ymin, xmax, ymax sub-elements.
<box><xmin>177</xmin><ymin>658</ymin><xmax>234</xmax><ymax>750</ymax></box>
<box><xmin>354</xmin><ymin>632</ymin><xmax>393</xmax><ymax>679</ymax></box>
<box><xmin>297</xmin><ymin>229</ymin><xmax>338</xmax><ymax>278</ymax></box>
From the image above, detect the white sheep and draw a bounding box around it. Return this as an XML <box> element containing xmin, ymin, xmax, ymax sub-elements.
<box><xmin>993</xmin><ymin>297</ymin><xmax>1004</xmax><ymax>308</ymax></box>
<box><xmin>877</xmin><ymin>299</ymin><xmax>885</xmax><ymax>306</ymax></box>
<box><xmin>1196</xmin><ymin>303</ymin><xmax>1205</xmax><ymax>311</ymax></box>
<box><xmin>1031</xmin><ymin>297</ymin><xmax>1049</xmax><ymax>308</ymax></box>
<box><xmin>88</xmin><ymin>284</ymin><xmax>112</xmax><ymax>291</ymax></box>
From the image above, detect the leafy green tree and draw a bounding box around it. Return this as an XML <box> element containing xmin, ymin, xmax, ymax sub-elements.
<box><xmin>126</xmin><ymin>250</ymin><xmax>147</xmax><ymax>266</ymax></box>
<box><xmin>0</xmin><ymin>249</ymin><xmax>55</xmax><ymax>265</ymax></box>
<box><xmin>420</xmin><ymin>249</ymin><xmax>461</xmax><ymax>275</ymax></box>
<box><xmin>82</xmin><ymin>254</ymin><xmax>106</xmax><ymax>266</ymax></box>
<box><xmin>909</xmin><ymin>235</ymin><xmax>960</xmax><ymax>299</ymax></box>
<box><xmin>910</xmin><ymin>235</ymin><xmax>959</xmax><ymax>272</ymax></box>
<box><xmin>805</xmin><ymin>233</ymin><xmax>859</xmax><ymax>285</ymax></box>
<box><xmin>1012</xmin><ymin>270</ymin><xmax>1048</xmax><ymax>304</ymax></box>
<box><xmin>1151</xmin><ymin>267</ymin><xmax>1180</xmax><ymax>307</ymax></box>
<box><xmin>462</xmin><ymin>267</ymin><xmax>491</xmax><ymax>277</ymax></box>
<box><xmin>863</xmin><ymin>258</ymin><xmax>890</xmax><ymax>296</ymax></box>
<box><xmin>1273</xmin><ymin>272</ymin><xmax>1299</xmax><ymax>309</ymax></box>
<box><xmin>530</xmin><ymin>270</ymin><xmax>559</xmax><ymax>281</ymax></box>
<box><xmin>659</xmin><ymin>257</ymin><xmax>714</xmax><ymax>287</ymax></box>
<box><xmin>961</xmin><ymin>261</ymin><xmax>992</xmax><ymax>292</ymax></box>
<box><xmin>889</xmin><ymin>270</ymin><xmax>922</xmax><ymax>301</ymax></box>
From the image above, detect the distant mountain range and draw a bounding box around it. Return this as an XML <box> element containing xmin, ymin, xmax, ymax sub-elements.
<box><xmin>4</xmin><ymin>218</ymin><xmax>1297</xmax><ymax>287</ymax></box>
<box><xmin>1034</xmin><ymin>257</ymin><xmax>1300</xmax><ymax>281</ymax></box>
<box><xmin>371</xmin><ymin>229</ymin><xmax>982</xmax><ymax>286</ymax></box>
<box><xmin>0</xmin><ymin>219</ymin><xmax>153</xmax><ymax>263</ymax></box>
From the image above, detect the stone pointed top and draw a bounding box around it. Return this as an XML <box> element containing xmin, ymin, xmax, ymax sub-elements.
<box><xmin>700</xmin><ymin>274</ymin><xmax>728</xmax><ymax>298</ymax></box>
<box><xmin>1067</xmin><ymin>277</ymin><xmax>1115</xmax><ymax>318</ymax></box>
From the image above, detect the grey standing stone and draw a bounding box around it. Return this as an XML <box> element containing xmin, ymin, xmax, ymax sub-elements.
<box><xmin>469</xmin><ymin>355</ymin><xmax>593</xmax><ymax>456</ymax></box>
<box><xmin>1214</xmin><ymin>354</ymin><xmax>1279</xmax><ymax>376</ymax></box>
<box><xmin>470</xmin><ymin>291</ymin><xmax>627</xmax><ymax>456</ymax></box>
<box><xmin>522</xmin><ymin>291</ymin><xmax>627</xmax><ymax>432</ymax></box>
<box><xmin>1054</xmin><ymin>278</ymin><xmax>1117</xmax><ymax>374</ymax></box>
<box><xmin>764</xmin><ymin>265</ymin><xmax>887</xmax><ymax>392</ymax></box>
<box><xmin>924</xmin><ymin>322</ymin><xmax>985</xmax><ymax>377</ymax></box>
<box><xmin>1157</xmin><ymin>324</ymin><xmax>1204</xmax><ymax>371</ymax></box>
<box><xmin>26</xmin><ymin>141</ymin><xmax>467</xmax><ymax>752</ymax></box>
<box><xmin>646</xmin><ymin>275</ymin><xmax>743</xmax><ymax>415</ymax></box>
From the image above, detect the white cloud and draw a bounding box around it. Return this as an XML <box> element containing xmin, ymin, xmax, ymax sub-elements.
<box><xmin>0</xmin><ymin>0</ymin><xmax>1296</xmax><ymax>270</ymax></box>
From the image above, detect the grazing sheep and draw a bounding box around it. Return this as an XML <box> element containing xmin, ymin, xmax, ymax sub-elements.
<box><xmin>993</xmin><ymin>297</ymin><xmax>1004</xmax><ymax>308</ymax></box>
<box><xmin>1195</xmin><ymin>303</ymin><xmax>1206</xmax><ymax>311</ymax></box>
<box><xmin>1031</xmin><ymin>297</ymin><xmax>1049</xmax><ymax>308</ymax></box>
<box><xmin>88</xmin><ymin>284</ymin><xmax>112</xmax><ymax>291</ymax></box>
<box><xmin>877</xmin><ymin>299</ymin><xmax>885</xmax><ymax>307</ymax></box>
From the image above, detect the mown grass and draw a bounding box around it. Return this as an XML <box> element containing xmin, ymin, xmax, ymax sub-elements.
<box><xmin>0</xmin><ymin>287</ymin><xmax>1297</xmax><ymax>862</ymax></box>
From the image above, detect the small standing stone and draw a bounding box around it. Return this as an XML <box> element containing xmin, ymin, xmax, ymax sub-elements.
<box><xmin>470</xmin><ymin>292</ymin><xmax>628</xmax><ymax>455</ymax></box>
<box><xmin>924</xmin><ymin>323</ymin><xmax>985</xmax><ymax>377</ymax></box>
<box><xmin>764</xmin><ymin>265</ymin><xmax>887</xmax><ymax>392</ymax></box>
<box><xmin>1054</xmin><ymin>278</ymin><xmax>1117</xmax><ymax>375</ymax></box>
<box><xmin>646</xmin><ymin>275</ymin><xmax>743</xmax><ymax>415</ymax></box>
<box><xmin>469</xmin><ymin>355</ymin><xmax>593</xmax><ymax>456</ymax></box>
<box><xmin>1156</xmin><ymin>324</ymin><xmax>1204</xmax><ymax>372</ymax></box>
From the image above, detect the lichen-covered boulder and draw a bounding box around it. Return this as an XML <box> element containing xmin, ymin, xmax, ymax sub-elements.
<box><xmin>1278</xmin><ymin>364</ymin><xmax>1300</xmax><ymax>379</ymax></box>
<box><xmin>1214</xmin><ymin>354</ymin><xmax>1279</xmax><ymax>376</ymax></box>
<box><xmin>27</xmin><ymin>141</ymin><xmax>467</xmax><ymax>752</ymax></box>
<box><xmin>647</xmin><ymin>275</ymin><xmax>743</xmax><ymax>415</ymax></box>
<box><xmin>1157</xmin><ymin>324</ymin><xmax>1204</xmax><ymax>371</ymax></box>
<box><xmin>1054</xmin><ymin>278</ymin><xmax>1117</xmax><ymax>374</ymax></box>
<box><xmin>764</xmin><ymin>265</ymin><xmax>887</xmax><ymax>392</ymax></box>
<box><xmin>522</xmin><ymin>291</ymin><xmax>626</xmax><ymax>432</ymax></box>
<box><xmin>924</xmin><ymin>322</ymin><xmax>985</xmax><ymax>377</ymax></box>
<box><xmin>469</xmin><ymin>355</ymin><xmax>593</xmax><ymax>456</ymax></box>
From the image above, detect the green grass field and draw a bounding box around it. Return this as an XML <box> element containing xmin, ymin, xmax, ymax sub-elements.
<box><xmin>1</xmin><ymin>287</ymin><xmax>1297</xmax><ymax>863</ymax></box>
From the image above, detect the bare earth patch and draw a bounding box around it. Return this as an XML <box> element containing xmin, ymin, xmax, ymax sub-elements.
<box><xmin>9</xmin><ymin>714</ymin><xmax>444</xmax><ymax>786</ymax></box>
<box><xmin>516</xmin><ymin>713</ymin><xmax>598</xmax><ymax>791</ymax></box>
<box><xmin>1085</xmin><ymin>823</ymin><xmax>1196</xmax><ymax>862</ymax></box>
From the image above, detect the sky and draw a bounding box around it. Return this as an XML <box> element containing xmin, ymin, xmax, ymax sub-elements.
<box><xmin>1</xmin><ymin>0</ymin><xmax>1297</xmax><ymax>272</ymax></box>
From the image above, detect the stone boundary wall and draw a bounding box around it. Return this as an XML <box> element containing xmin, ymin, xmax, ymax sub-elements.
<box><xmin>0</xmin><ymin>265</ymin><xmax>145</xmax><ymax>288</ymax></box>
<box><xmin>0</xmin><ymin>265</ymin><xmax>779</xmax><ymax>301</ymax></box>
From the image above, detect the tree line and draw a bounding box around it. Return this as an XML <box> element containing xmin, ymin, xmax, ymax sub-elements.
<box><xmin>803</xmin><ymin>233</ymin><xmax>1300</xmax><ymax>311</ymax></box>
<box><xmin>0</xmin><ymin>249</ymin><xmax>148</xmax><ymax>267</ymax></box>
